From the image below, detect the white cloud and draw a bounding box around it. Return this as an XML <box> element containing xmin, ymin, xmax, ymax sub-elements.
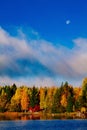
<box><xmin>68</xmin><ymin>38</ymin><xmax>87</xmax><ymax>76</ymax></box>
<box><xmin>0</xmin><ymin>27</ymin><xmax>87</xmax><ymax>86</ymax></box>
<box><xmin>0</xmin><ymin>76</ymin><xmax>55</xmax><ymax>87</ymax></box>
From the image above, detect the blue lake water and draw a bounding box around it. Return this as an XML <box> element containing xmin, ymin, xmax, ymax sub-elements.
<box><xmin>0</xmin><ymin>120</ymin><xmax>87</xmax><ymax>130</ymax></box>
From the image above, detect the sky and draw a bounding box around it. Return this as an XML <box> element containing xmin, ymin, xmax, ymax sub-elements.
<box><xmin>0</xmin><ymin>0</ymin><xmax>87</xmax><ymax>87</ymax></box>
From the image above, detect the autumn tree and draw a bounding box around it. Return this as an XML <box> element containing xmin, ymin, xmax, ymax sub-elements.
<box><xmin>61</xmin><ymin>94</ymin><xmax>67</xmax><ymax>108</ymax></box>
<box><xmin>46</xmin><ymin>87</ymin><xmax>56</xmax><ymax>113</ymax></box>
<box><xmin>82</xmin><ymin>78</ymin><xmax>87</xmax><ymax>107</ymax></box>
<box><xmin>10</xmin><ymin>88</ymin><xmax>22</xmax><ymax>112</ymax></box>
<box><xmin>62</xmin><ymin>84</ymin><xmax>75</xmax><ymax>112</ymax></box>
<box><xmin>60</xmin><ymin>82</ymin><xmax>69</xmax><ymax>112</ymax></box>
<box><xmin>52</xmin><ymin>87</ymin><xmax>62</xmax><ymax>113</ymax></box>
<box><xmin>0</xmin><ymin>89</ymin><xmax>8</xmax><ymax>112</ymax></box>
<box><xmin>41</xmin><ymin>87</ymin><xmax>48</xmax><ymax>111</ymax></box>
<box><xmin>74</xmin><ymin>87</ymin><xmax>82</xmax><ymax>110</ymax></box>
<box><xmin>40</xmin><ymin>87</ymin><xmax>45</xmax><ymax>110</ymax></box>
<box><xmin>21</xmin><ymin>88</ymin><xmax>29</xmax><ymax>112</ymax></box>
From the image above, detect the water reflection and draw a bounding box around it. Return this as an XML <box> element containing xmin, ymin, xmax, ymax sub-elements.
<box><xmin>0</xmin><ymin>112</ymin><xmax>87</xmax><ymax>121</ymax></box>
<box><xmin>21</xmin><ymin>114</ymin><xmax>40</xmax><ymax>120</ymax></box>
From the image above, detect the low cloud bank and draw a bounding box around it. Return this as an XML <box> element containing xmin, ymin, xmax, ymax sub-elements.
<box><xmin>0</xmin><ymin>27</ymin><xmax>86</xmax><ymax>86</ymax></box>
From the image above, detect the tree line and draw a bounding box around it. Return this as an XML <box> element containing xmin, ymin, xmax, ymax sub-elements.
<box><xmin>0</xmin><ymin>78</ymin><xmax>87</xmax><ymax>113</ymax></box>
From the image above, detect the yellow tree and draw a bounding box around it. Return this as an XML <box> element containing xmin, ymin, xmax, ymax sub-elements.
<box><xmin>40</xmin><ymin>87</ymin><xmax>56</xmax><ymax>112</ymax></box>
<box><xmin>40</xmin><ymin>87</ymin><xmax>45</xmax><ymax>110</ymax></box>
<box><xmin>40</xmin><ymin>87</ymin><xmax>48</xmax><ymax>111</ymax></box>
<box><xmin>46</xmin><ymin>87</ymin><xmax>56</xmax><ymax>112</ymax></box>
<box><xmin>74</xmin><ymin>87</ymin><xmax>82</xmax><ymax>100</ymax></box>
<box><xmin>21</xmin><ymin>88</ymin><xmax>29</xmax><ymax>112</ymax></box>
<box><xmin>10</xmin><ymin>88</ymin><xmax>22</xmax><ymax>112</ymax></box>
<box><xmin>0</xmin><ymin>89</ymin><xmax>7</xmax><ymax>112</ymax></box>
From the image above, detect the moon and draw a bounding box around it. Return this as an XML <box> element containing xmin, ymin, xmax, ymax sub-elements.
<box><xmin>66</xmin><ymin>20</ymin><xmax>71</xmax><ymax>25</ymax></box>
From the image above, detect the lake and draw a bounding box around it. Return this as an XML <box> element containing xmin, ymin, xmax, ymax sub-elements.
<box><xmin>0</xmin><ymin>120</ymin><xmax>87</xmax><ymax>130</ymax></box>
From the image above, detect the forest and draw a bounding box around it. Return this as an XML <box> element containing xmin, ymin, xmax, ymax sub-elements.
<box><xmin>0</xmin><ymin>78</ymin><xmax>87</xmax><ymax>113</ymax></box>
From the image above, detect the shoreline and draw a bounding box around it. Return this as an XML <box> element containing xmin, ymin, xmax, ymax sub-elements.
<box><xmin>0</xmin><ymin>111</ymin><xmax>87</xmax><ymax>120</ymax></box>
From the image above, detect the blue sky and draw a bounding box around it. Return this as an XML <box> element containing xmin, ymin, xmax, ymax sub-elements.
<box><xmin>0</xmin><ymin>0</ymin><xmax>87</xmax><ymax>87</ymax></box>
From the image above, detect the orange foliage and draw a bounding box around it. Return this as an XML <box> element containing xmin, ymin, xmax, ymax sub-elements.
<box><xmin>74</xmin><ymin>87</ymin><xmax>82</xmax><ymax>100</ymax></box>
<box><xmin>60</xmin><ymin>94</ymin><xmax>67</xmax><ymax>107</ymax></box>
<box><xmin>21</xmin><ymin>89</ymin><xmax>29</xmax><ymax>111</ymax></box>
